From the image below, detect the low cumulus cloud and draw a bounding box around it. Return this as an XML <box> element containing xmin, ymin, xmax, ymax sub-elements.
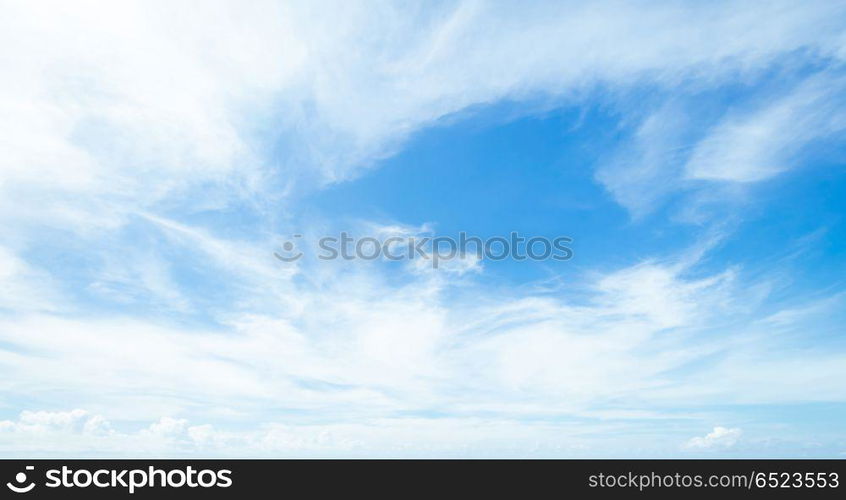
<box><xmin>685</xmin><ymin>427</ymin><xmax>743</xmax><ymax>450</ymax></box>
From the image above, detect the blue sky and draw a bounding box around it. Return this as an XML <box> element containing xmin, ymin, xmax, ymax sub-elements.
<box><xmin>1</xmin><ymin>0</ymin><xmax>846</xmax><ymax>457</ymax></box>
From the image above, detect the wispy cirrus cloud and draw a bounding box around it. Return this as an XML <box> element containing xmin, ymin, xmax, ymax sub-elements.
<box><xmin>685</xmin><ymin>73</ymin><xmax>846</xmax><ymax>183</ymax></box>
<box><xmin>2</xmin><ymin>0</ymin><xmax>846</xmax><ymax>221</ymax></box>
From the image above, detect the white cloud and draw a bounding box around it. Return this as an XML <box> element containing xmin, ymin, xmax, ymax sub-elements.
<box><xmin>278</xmin><ymin>0</ymin><xmax>846</xmax><ymax>185</ymax></box>
<box><xmin>0</xmin><ymin>245</ymin><xmax>64</xmax><ymax>313</ymax></box>
<box><xmin>595</xmin><ymin>103</ymin><xmax>694</xmax><ymax>218</ymax></box>
<box><xmin>685</xmin><ymin>426</ymin><xmax>742</xmax><ymax>450</ymax></box>
<box><xmin>0</xmin><ymin>410</ymin><xmax>208</xmax><ymax>455</ymax></box>
<box><xmin>760</xmin><ymin>293</ymin><xmax>846</xmax><ymax>327</ymax></box>
<box><xmin>686</xmin><ymin>74</ymin><xmax>846</xmax><ymax>182</ymax></box>
<box><xmin>3</xmin><ymin>222</ymin><xmax>841</xmax><ymax>426</ymax></box>
<box><xmin>0</xmin><ymin>409</ymin><xmax>111</xmax><ymax>436</ymax></box>
<box><xmin>0</xmin><ymin>409</ymin><xmax>708</xmax><ymax>457</ymax></box>
<box><xmin>1</xmin><ymin>0</ymin><xmax>845</xmax><ymax>230</ymax></box>
<box><xmin>0</xmin><ymin>202</ymin><xmax>844</xmax><ymax>455</ymax></box>
<box><xmin>597</xmin><ymin>74</ymin><xmax>846</xmax><ymax>218</ymax></box>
